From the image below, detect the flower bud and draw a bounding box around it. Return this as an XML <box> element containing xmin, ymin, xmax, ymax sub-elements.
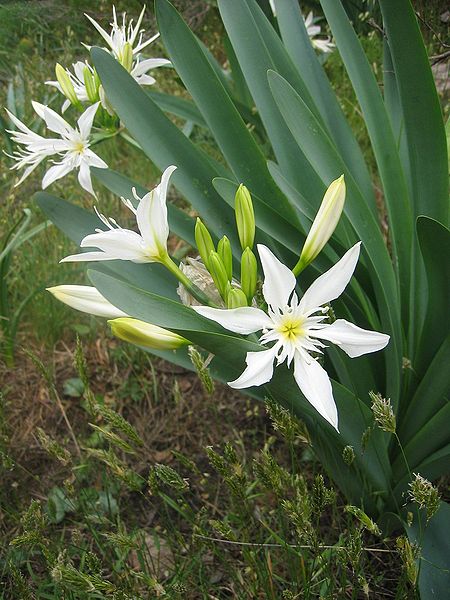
<box><xmin>195</xmin><ymin>218</ymin><xmax>215</xmax><ymax>269</ymax></box>
<box><xmin>240</xmin><ymin>247</ymin><xmax>257</xmax><ymax>304</ymax></box>
<box><xmin>83</xmin><ymin>65</ymin><xmax>100</xmax><ymax>103</ymax></box>
<box><xmin>55</xmin><ymin>64</ymin><xmax>79</xmax><ymax>107</ymax></box>
<box><xmin>109</xmin><ymin>317</ymin><xmax>189</xmax><ymax>350</ymax></box>
<box><xmin>120</xmin><ymin>42</ymin><xmax>134</xmax><ymax>72</ymax></box>
<box><xmin>47</xmin><ymin>285</ymin><xmax>126</xmax><ymax>318</ymax></box>
<box><xmin>217</xmin><ymin>235</ymin><xmax>232</xmax><ymax>281</ymax></box>
<box><xmin>227</xmin><ymin>287</ymin><xmax>248</xmax><ymax>308</ymax></box>
<box><xmin>235</xmin><ymin>184</ymin><xmax>255</xmax><ymax>250</ymax></box>
<box><xmin>294</xmin><ymin>175</ymin><xmax>345</xmax><ymax>275</ymax></box>
<box><xmin>208</xmin><ymin>251</ymin><xmax>229</xmax><ymax>299</ymax></box>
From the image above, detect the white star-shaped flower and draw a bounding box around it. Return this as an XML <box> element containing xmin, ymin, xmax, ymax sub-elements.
<box><xmin>61</xmin><ymin>165</ymin><xmax>176</xmax><ymax>264</ymax></box>
<box><xmin>6</xmin><ymin>102</ymin><xmax>107</xmax><ymax>196</ymax></box>
<box><xmin>194</xmin><ymin>243</ymin><xmax>389</xmax><ymax>431</ymax></box>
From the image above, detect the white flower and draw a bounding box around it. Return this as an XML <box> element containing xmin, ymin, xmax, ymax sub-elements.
<box><xmin>193</xmin><ymin>243</ymin><xmax>389</xmax><ymax>431</ymax></box>
<box><xmin>61</xmin><ymin>165</ymin><xmax>177</xmax><ymax>264</ymax></box>
<box><xmin>47</xmin><ymin>285</ymin><xmax>127</xmax><ymax>318</ymax></box>
<box><xmin>84</xmin><ymin>5</ymin><xmax>170</xmax><ymax>85</ymax></box>
<box><xmin>6</xmin><ymin>102</ymin><xmax>107</xmax><ymax>196</ymax></box>
<box><xmin>46</xmin><ymin>61</ymin><xmax>95</xmax><ymax>113</ymax></box>
<box><xmin>304</xmin><ymin>11</ymin><xmax>335</xmax><ymax>54</ymax></box>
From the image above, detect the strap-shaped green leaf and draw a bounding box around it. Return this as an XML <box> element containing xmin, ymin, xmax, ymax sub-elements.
<box><xmin>91</xmin><ymin>47</ymin><xmax>237</xmax><ymax>247</ymax></box>
<box><xmin>274</xmin><ymin>0</ymin><xmax>375</xmax><ymax>207</ymax></box>
<box><xmin>155</xmin><ymin>0</ymin><xmax>298</xmax><ymax>226</ymax></box>
<box><xmin>320</xmin><ymin>0</ymin><xmax>412</xmax><ymax>321</ymax></box>
<box><xmin>379</xmin><ymin>0</ymin><xmax>449</xmax><ymax>224</ymax></box>
<box><xmin>146</xmin><ymin>89</ymin><xmax>207</xmax><ymax>128</ymax></box>
<box><xmin>268</xmin><ymin>70</ymin><xmax>402</xmax><ymax>403</ymax></box>
<box><xmin>218</xmin><ymin>0</ymin><xmax>325</xmax><ymax>206</ymax></box>
<box><xmin>415</xmin><ymin>217</ymin><xmax>450</xmax><ymax>376</ymax></box>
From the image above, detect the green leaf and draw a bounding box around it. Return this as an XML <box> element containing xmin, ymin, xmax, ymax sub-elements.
<box><xmin>63</xmin><ymin>377</ymin><xmax>85</xmax><ymax>398</ymax></box>
<box><xmin>146</xmin><ymin>89</ymin><xmax>207</xmax><ymax>128</ymax></box>
<box><xmin>155</xmin><ymin>0</ymin><xmax>297</xmax><ymax>226</ymax></box>
<box><xmin>91</xmin><ymin>47</ymin><xmax>237</xmax><ymax>246</ymax></box>
<box><xmin>415</xmin><ymin>217</ymin><xmax>450</xmax><ymax>376</ymax></box>
<box><xmin>268</xmin><ymin>70</ymin><xmax>402</xmax><ymax>403</ymax></box>
<box><xmin>379</xmin><ymin>0</ymin><xmax>448</xmax><ymax>223</ymax></box>
<box><xmin>320</xmin><ymin>0</ymin><xmax>413</xmax><ymax>318</ymax></box>
<box><xmin>217</xmin><ymin>0</ymin><xmax>325</xmax><ymax>206</ymax></box>
<box><xmin>274</xmin><ymin>0</ymin><xmax>375</xmax><ymax>205</ymax></box>
<box><xmin>406</xmin><ymin>502</ymin><xmax>450</xmax><ymax>600</ymax></box>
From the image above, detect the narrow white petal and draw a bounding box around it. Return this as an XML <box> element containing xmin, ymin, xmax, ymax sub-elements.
<box><xmin>299</xmin><ymin>242</ymin><xmax>361</xmax><ymax>314</ymax></box>
<box><xmin>78</xmin><ymin>161</ymin><xmax>95</xmax><ymax>196</ymax></box>
<box><xmin>131</xmin><ymin>58</ymin><xmax>171</xmax><ymax>77</ymax></box>
<box><xmin>229</xmin><ymin>348</ymin><xmax>277</xmax><ymax>389</ymax></box>
<box><xmin>32</xmin><ymin>101</ymin><xmax>73</xmax><ymax>137</ymax></box>
<box><xmin>60</xmin><ymin>251</ymin><xmax>118</xmax><ymax>263</ymax></box>
<box><xmin>47</xmin><ymin>284</ymin><xmax>127</xmax><ymax>318</ymax></box>
<box><xmin>83</xmin><ymin>149</ymin><xmax>108</xmax><ymax>168</ymax></box>
<box><xmin>257</xmin><ymin>244</ymin><xmax>297</xmax><ymax>310</ymax></box>
<box><xmin>311</xmin><ymin>319</ymin><xmax>390</xmax><ymax>358</ymax></box>
<box><xmin>193</xmin><ymin>306</ymin><xmax>272</xmax><ymax>335</ymax></box>
<box><xmin>76</xmin><ymin>229</ymin><xmax>151</xmax><ymax>262</ymax></box>
<box><xmin>84</xmin><ymin>13</ymin><xmax>114</xmax><ymax>48</ymax></box>
<box><xmin>42</xmin><ymin>159</ymin><xmax>75</xmax><ymax>188</ymax></box>
<box><xmin>77</xmin><ymin>102</ymin><xmax>100</xmax><ymax>138</ymax></box>
<box><xmin>293</xmin><ymin>352</ymin><xmax>338</xmax><ymax>431</ymax></box>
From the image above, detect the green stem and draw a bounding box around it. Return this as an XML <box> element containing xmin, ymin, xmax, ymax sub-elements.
<box><xmin>292</xmin><ymin>255</ymin><xmax>307</xmax><ymax>277</ymax></box>
<box><xmin>161</xmin><ymin>255</ymin><xmax>218</xmax><ymax>308</ymax></box>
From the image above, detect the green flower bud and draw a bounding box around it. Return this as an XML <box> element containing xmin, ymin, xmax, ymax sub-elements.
<box><xmin>195</xmin><ymin>218</ymin><xmax>215</xmax><ymax>268</ymax></box>
<box><xmin>227</xmin><ymin>287</ymin><xmax>248</xmax><ymax>308</ymax></box>
<box><xmin>241</xmin><ymin>247</ymin><xmax>257</xmax><ymax>304</ymax></box>
<box><xmin>293</xmin><ymin>175</ymin><xmax>345</xmax><ymax>275</ymax></box>
<box><xmin>120</xmin><ymin>42</ymin><xmax>134</xmax><ymax>72</ymax></box>
<box><xmin>208</xmin><ymin>251</ymin><xmax>229</xmax><ymax>299</ymax></box>
<box><xmin>235</xmin><ymin>184</ymin><xmax>255</xmax><ymax>250</ymax></box>
<box><xmin>109</xmin><ymin>318</ymin><xmax>189</xmax><ymax>350</ymax></box>
<box><xmin>55</xmin><ymin>63</ymin><xmax>79</xmax><ymax>107</ymax></box>
<box><xmin>83</xmin><ymin>66</ymin><xmax>100</xmax><ymax>103</ymax></box>
<box><xmin>217</xmin><ymin>235</ymin><xmax>232</xmax><ymax>281</ymax></box>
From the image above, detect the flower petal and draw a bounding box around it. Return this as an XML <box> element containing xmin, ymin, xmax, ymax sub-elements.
<box><xmin>42</xmin><ymin>159</ymin><xmax>75</xmax><ymax>188</ymax></box>
<box><xmin>293</xmin><ymin>351</ymin><xmax>338</xmax><ymax>431</ymax></box>
<box><xmin>32</xmin><ymin>101</ymin><xmax>73</xmax><ymax>137</ymax></box>
<box><xmin>47</xmin><ymin>285</ymin><xmax>127</xmax><ymax>318</ymax></box>
<box><xmin>257</xmin><ymin>244</ymin><xmax>297</xmax><ymax>310</ymax></box>
<box><xmin>299</xmin><ymin>242</ymin><xmax>361</xmax><ymax>314</ymax></box>
<box><xmin>77</xmin><ymin>102</ymin><xmax>100</xmax><ymax>138</ymax></box>
<box><xmin>311</xmin><ymin>319</ymin><xmax>390</xmax><ymax>358</ymax></box>
<box><xmin>193</xmin><ymin>306</ymin><xmax>272</xmax><ymax>335</ymax></box>
<box><xmin>228</xmin><ymin>348</ymin><xmax>277</xmax><ymax>389</ymax></box>
<box><xmin>77</xmin><ymin>160</ymin><xmax>95</xmax><ymax>196</ymax></box>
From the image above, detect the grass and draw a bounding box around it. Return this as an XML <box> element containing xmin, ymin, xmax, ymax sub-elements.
<box><xmin>0</xmin><ymin>1</ymin><xmax>447</xmax><ymax>597</ymax></box>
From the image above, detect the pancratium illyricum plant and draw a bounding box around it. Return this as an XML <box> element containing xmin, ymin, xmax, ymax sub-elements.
<box><xmin>36</xmin><ymin>2</ymin><xmax>449</xmax><ymax>596</ymax></box>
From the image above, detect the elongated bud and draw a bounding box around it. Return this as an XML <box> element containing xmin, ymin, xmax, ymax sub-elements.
<box><xmin>120</xmin><ymin>42</ymin><xmax>134</xmax><ymax>72</ymax></box>
<box><xmin>227</xmin><ymin>287</ymin><xmax>248</xmax><ymax>308</ymax></box>
<box><xmin>47</xmin><ymin>285</ymin><xmax>126</xmax><ymax>318</ymax></box>
<box><xmin>217</xmin><ymin>235</ymin><xmax>232</xmax><ymax>281</ymax></box>
<box><xmin>195</xmin><ymin>218</ymin><xmax>215</xmax><ymax>269</ymax></box>
<box><xmin>241</xmin><ymin>247</ymin><xmax>257</xmax><ymax>304</ymax></box>
<box><xmin>294</xmin><ymin>175</ymin><xmax>345</xmax><ymax>275</ymax></box>
<box><xmin>83</xmin><ymin>65</ymin><xmax>100</xmax><ymax>102</ymax></box>
<box><xmin>235</xmin><ymin>184</ymin><xmax>255</xmax><ymax>250</ymax></box>
<box><xmin>109</xmin><ymin>317</ymin><xmax>189</xmax><ymax>350</ymax></box>
<box><xmin>55</xmin><ymin>64</ymin><xmax>79</xmax><ymax>107</ymax></box>
<box><xmin>208</xmin><ymin>251</ymin><xmax>229</xmax><ymax>299</ymax></box>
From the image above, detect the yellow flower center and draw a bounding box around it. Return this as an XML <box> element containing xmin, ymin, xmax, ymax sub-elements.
<box><xmin>73</xmin><ymin>141</ymin><xmax>85</xmax><ymax>154</ymax></box>
<box><xmin>277</xmin><ymin>316</ymin><xmax>305</xmax><ymax>341</ymax></box>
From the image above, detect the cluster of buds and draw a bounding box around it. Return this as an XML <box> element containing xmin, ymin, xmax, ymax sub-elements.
<box><xmin>193</xmin><ymin>184</ymin><xmax>257</xmax><ymax>309</ymax></box>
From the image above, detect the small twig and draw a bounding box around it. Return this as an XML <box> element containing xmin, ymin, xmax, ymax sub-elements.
<box><xmin>193</xmin><ymin>533</ymin><xmax>395</xmax><ymax>554</ymax></box>
<box><xmin>430</xmin><ymin>49</ymin><xmax>450</xmax><ymax>65</ymax></box>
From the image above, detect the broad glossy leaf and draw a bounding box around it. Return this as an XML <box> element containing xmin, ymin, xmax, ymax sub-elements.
<box><xmin>379</xmin><ymin>0</ymin><xmax>448</xmax><ymax>223</ymax></box>
<box><xmin>217</xmin><ymin>0</ymin><xmax>325</xmax><ymax>206</ymax></box>
<box><xmin>146</xmin><ymin>90</ymin><xmax>207</xmax><ymax>128</ymax></box>
<box><xmin>320</xmin><ymin>0</ymin><xmax>412</xmax><ymax>317</ymax></box>
<box><xmin>155</xmin><ymin>0</ymin><xmax>297</xmax><ymax>225</ymax></box>
<box><xmin>274</xmin><ymin>0</ymin><xmax>375</xmax><ymax>205</ymax></box>
<box><xmin>268</xmin><ymin>70</ymin><xmax>402</xmax><ymax>402</ymax></box>
<box><xmin>406</xmin><ymin>502</ymin><xmax>450</xmax><ymax>600</ymax></box>
<box><xmin>415</xmin><ymin>217</ymin><xmax>450</xmax><ymax>376</ymax></box>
